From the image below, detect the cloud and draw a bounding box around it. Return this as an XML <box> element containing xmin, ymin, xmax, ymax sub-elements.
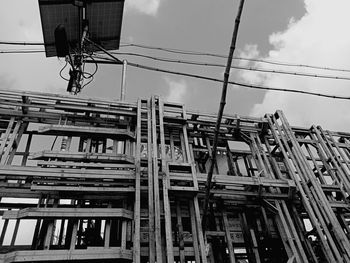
<box><xmin>164</xmin><ymin>77</ymin><xmax>187</xmax><ymax>103</ymax></box>
<box><xmin>234</xmin><ymin>44</ymin><xmax>268</xmax><ymax>84</ymax></box>
<box><xmin>239</xmin><ymin>0</ymin><xmax>350</xmax><ymax>131</ymax></box>
<box><xmin>0</xmin><ymin>1</ymin><xmax>67</xmax><ymax>94</ymax></box>
<box><xmin>125</xmin><ymin>0</ymin><xmax>162</xmax><ymax>16</ymax></box>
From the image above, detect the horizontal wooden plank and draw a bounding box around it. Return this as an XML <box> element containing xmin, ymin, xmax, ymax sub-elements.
<box><xmin>0</xmin><ymin>188</ymin><xmax>131</xmax><ymax>200</ymax></box>
<box><xmin>0</xmin><ymin>248</ymin><xmax>132</xmax><ymax>262</ymax></box>
<box><xmin>31</xmin><ymin>185</ymin><xmax>135</xmax><ymax>193</ymax></box>
<box><xmin>140</xmin><ymin>246</ymin><xmax>195</xmax><ymax>257</ymax></box>
<box><xmin>54</xmin><ymin>102</ymin><xmax>136</xmax><ymax>116</ymax></box>
<box><xmin>210</xmin><ymin>189</ymin><xmax>289</xmax><ymax>199</ymax></box>
<box><xmin>197</xmin><ymin>173</ymin><xmax>295</xmax><ymax>188</ymax></box>
<box><xmin>0</xmin><ymin>165</ymin><xmax>135</xmax><ymax>180</ymax></box>
<box><xmin>37</xmin><ymin>161</ymin><xmax>135</xmax><ymax>169</ymax></box>
<box><xmin>2</xmin><ymin>207</ymin><xmax>133</xmax><ymax>219</ymax></box>
<box><xmin>38</xmin><ymin>124</ymin><xmax>135</xmax><ymax>139</ymax></box>
<box><xmin>30</xmin><ymin>151</ymin><xmax>135</xmax><ymax>164</ymax></box>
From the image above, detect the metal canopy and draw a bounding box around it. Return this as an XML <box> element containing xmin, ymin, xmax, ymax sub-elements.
<box><xmin>38</xmin><ymin>0</ymin><xmax>125</xmax><ymax>57</ymax></box>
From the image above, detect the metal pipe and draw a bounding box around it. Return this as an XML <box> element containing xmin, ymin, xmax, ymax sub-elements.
<box><xmin>84</xmin><ymin>38</ymin><xmax>123</xmax><ymax>64</ymax></box>
<box><xmin>120</xmin><ymin>60</ymin><xmax>127</xmax><ymax>101</ymax></box>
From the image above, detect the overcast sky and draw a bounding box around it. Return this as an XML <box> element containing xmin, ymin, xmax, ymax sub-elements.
<box><xmin>2</xmin><ymin>0</ymin><xmax>350</xmax><ymax>131</ymax></box>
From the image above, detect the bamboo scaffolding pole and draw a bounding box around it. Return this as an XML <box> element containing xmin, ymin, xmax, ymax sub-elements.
<box><xmin>202</xmin><ymin>0</ymin><xmax>245</xmax><ymax>231</ymax></box>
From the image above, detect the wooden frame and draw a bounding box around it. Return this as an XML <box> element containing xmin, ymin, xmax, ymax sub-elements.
<box><xmin>0</xmin><ymin>90</ymin><xmax>350</xmax><ymax>262</ymax></box>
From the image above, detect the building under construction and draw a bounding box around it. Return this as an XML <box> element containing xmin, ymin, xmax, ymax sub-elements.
<box><xmin>0</xmin><ymin>89</ymin><xmax>350</xmax><ymax>263</ymax></box>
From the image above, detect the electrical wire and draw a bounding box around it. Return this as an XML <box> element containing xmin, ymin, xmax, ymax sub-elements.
<box><xmin>2</xmin><ymin>40</ymin><xmax>350</xmax><ymax>73</ymax></box>
<box><xmin>91</xmin><ymin>56</ymin><xmax>350</xmax><ymax>100</ymax></box>
<box><xmin>83</xmin><ymin>53</ymin><xmax>98</xmax><ymax>78</ymax></box>
<box><xmin>120</xmin><ymin>42</ymin><xmax>350</xmax><ymax>73</ymax></box>
<box><xmin>129</xmin><ymin>62</ymin><xmax>350</xmax><ymax>99</ymax></box>
<box><xmin>108</xmin><ymin>51</ymin><xmax>350</xmax><ymax>81</ymax></box>
<box><xmin>80</xmin><ymin>53</ymin><xmax>98</xmax><ymax>90</ymax></box>
<box><xmin>59</xmin><ymin>60</ymin><xmax>69</xmax><ymax>81</ymax></box>
<box><xmin>0</xmin><ymin>50</ymin><xmax>45</xmax><ymax>54</ymax></box>
<box><xmin>2</xmin><ymin>40</ymin><xmax>350</xmax><ymax>98</ymax></box>
<box><xmin>3</xmin><ymin>40</ymin><xmax>341</xmax><ymax>98</ymax></box>
<box><xmin>3</xmin><ymin>48</ymin><xmax>349</xmax><ymax>82</ymax></box>
<box><xmin>0</xmin><ymin>41</ymin><xmax>44</xmax><ymax>45</ymax></box>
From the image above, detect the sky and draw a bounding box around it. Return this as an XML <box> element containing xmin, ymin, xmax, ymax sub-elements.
<box><xmin>1</xmin><ymin>0</ymin><xmax>350</xmax><ymax>131</ymax></box>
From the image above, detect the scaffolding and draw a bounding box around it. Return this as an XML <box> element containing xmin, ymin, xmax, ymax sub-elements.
<box><xmin>0</xmin><ymin>89</ymin><xmax>350</xmax><ymax>262</ymax></box>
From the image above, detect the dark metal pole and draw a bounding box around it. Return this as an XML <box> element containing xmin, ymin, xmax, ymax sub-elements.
<box><xmin>84</xmin><ymin>38</ymin><xmax>123</xmax><ymax>64</ymax></box>
<box><xmin>201</xmin><ymin>0</ymin><xmax>245</xmax><ymax>233</ymax></box>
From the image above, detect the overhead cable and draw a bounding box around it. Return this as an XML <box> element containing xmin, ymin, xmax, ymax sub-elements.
<box><xmin>91</xmin><ymin>56</ymin><xmax>350</xmax><ymax>100</ymax></box>
<box><xmin>0</xmin><ymin>41</ymin><xmax>44</xmax><ymax>45</ymax></box>
<box><xmin>119</xmin><ymin>43</ymin><xmax>350</xmax><ymax>73</ymax></box>
<box><xmin>109</xmin><ymin>51</ymin><xmax>350</xmax><ymax>81</ymax></box>
<box><xmin>3</xmin><ymin>48</ymin><xmax>350</xmax><ymax>81</ymax></box>
<box><xmin>127</xmin><ymin>62</ymin><xmax>350</xmax><ymax>100</ymax></box>
<box><xmin>0</xmin><ymin>50</ymin><xmax>45</xmax><ymax>54</ymax></box>
<box><xmin>2</xmin><ymin>40</ymin><xmax>350</xmax><ymax>73</ymax></box>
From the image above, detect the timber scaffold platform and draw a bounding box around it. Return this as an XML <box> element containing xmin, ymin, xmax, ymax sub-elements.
<box><xmin>0</xmin><ymin>90</ymin><xmax>350</xmax><ymax>263</ymax></box>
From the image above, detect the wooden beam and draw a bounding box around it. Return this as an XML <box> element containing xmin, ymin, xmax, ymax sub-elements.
<box><xmin>38</xmin><ymin>124</ymin><xmax>135</xmax><ymax>139</ymax></box>
<box><xmin>30</xmin><ymin>151</ymin><xmax>135</xmax><ymax>164</ymax></box>
<box><xmin>133</xmin><ymin>99</ymin><xmax>142</xmax><ymax>263</ymax></box>
<box><xmin>159</xmin><ymin>97</ymin><xmax>175</xmax><ymax>263</ymax></box>
<box><xmin>3</xmin><ymin>208</ymin><xmax>133</xmax><ymax>219</ymax></box>
<box><xmin>151</xmin><ymin>96</ymin><xmax>163</xmax><ymax>263</ymax></box>
<box><xmin>222</xmin><ymin>208</ymin><xmax>236</xmax><ymax>263</ymax></box>
<box><xmin>147</xmin><ymin>99</ymin><xmax>156</xmax><ymax>263</ymax></box>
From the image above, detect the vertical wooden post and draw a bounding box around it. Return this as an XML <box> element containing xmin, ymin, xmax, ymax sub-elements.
<box><xmin>32</xmin><ymin>196</ymin><xmax>44</xmax><ymax>249</ymax></box>
<box><xmin>0</xmin><ymin>218</ymin><xmax>9</xmax><ymax>246</ymax></box>
<box><xmin>21</xmin><ymin>133</ymin><xmax>32</xmax><ymax>166</ymax></box>
<box><xmin>69</xmin><ymin>200</ymin><xmax>78</xmax><ymax>251</ymax></box>
<box><xmin>44</xmin><ymin>199</ymin><xmax>58</xmax><ymax>250</ymax></box>
<box><xmin>151</xmin><ymin>96</ymin><xmax>163</xmax><ymax>263</ymax></box>
<box><xmin>222</xmin><ymin>208</ymin><xmax>236</xmax><ymax>263</ymax></box>
<box><xmin>0</xmin><ymin>117</ymin><xmax>15</xmax><ymax>160</ymax></box>
<box><xmin>133</xmin><ymin>99</ymin><xmax>141</xmax><ymax>262</ymax></box>
<box><xmin>70</xmin><ymin>220</ymin><xmax>78</xmax><ymax>250</ymax></box>
<box><xmin>7</xmin><ymin>121</ymin><xmax>27</xmax><ymax>165</ymax></box>
<box><xmin>193</xmin><ymin>197</ymin><xmax>208</xmax><ymax>263</ymax></box>
<box><xmin>176</xmin><ymin>200</ymin><xmax>186</xmax><ymax>263</ymax></box>
<box><xmin>147</xmin><ymin>99</ymin><xmax>156</xmax><ymax>263</ymax></box>
<box><xmin>58</xmin><ymin>219</ymin><xmax>65</xmax><ymax>247</ymax></box>
<box><xmin>121</xmin><ymin>200</ymin><xmax>128</xmax><ymax>250</ymax></box>
<box><xmin>104</xmin><ymin>217</ymin><xmax>111</xmax><ymax>248</ymax></box>
<box><xmin>189</xmin><ymin>200</ymin><xmax>201</xmax><ymax>263</ymax></box>
<box><xmin>159</xmin><ymin>97</ymin><xmax>175</xmax><ymax>263</ymax></box>
<box><xmin>1</xmin><ymin>120</ymin><xmax>21</xmax><ymax>165</ymax></box>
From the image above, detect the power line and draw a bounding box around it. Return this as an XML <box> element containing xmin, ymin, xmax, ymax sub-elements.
<box><xmin>3</xmin><ymin>48</ymin><xmax>350</xmax><ymax>82</ymax></box>
<box><xmin>0</xmin><ymin>41</ymin><xmax>44</xmax><ymax>45</ymax></box>
<box><xmin>107</xmin><ymin>51</ymin><xmax>350</xmax><ymax>81</ymax></box>
<box><xmin>3</xmin><ymin>47</ymin><xmax>350</xmax><ymax>82</ymax></box>
<box><xmin>120</xmin><ymin>42</ymin><xmax>350</xmax><ymax>74</ymax></box>
<box><xmin>0</xmin><ymin>50</ymin><xmax>45</xmax><ymax>54</ymax></box>
<box><xmin>92</xmin><ymin>56</ymin><xmax>350</xmax><ymax>100</ymax></box>
<box><xmin>2</xmin><ymin>40</ymin><xmax>350</xmax><ymax>73</ymax></box>
<box><xmin>4</xmin><ymin>48</ymin><xmax>350</xmax><ymax>82</ymax></box>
